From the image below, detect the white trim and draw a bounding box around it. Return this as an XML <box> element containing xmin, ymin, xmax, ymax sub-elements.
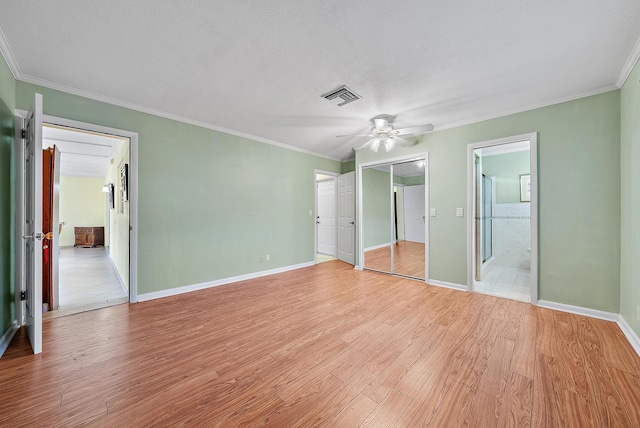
<box><xmin>0</xmin><ymin>27</ymin><xmax>19</xmax><ymax>79</ymax></box>
<box><xmin>618</xmin><ymin>316</ymin><xmax>640</xmax><ymax>358</ymax></box>
<box><xmin>364</xmin><ymin>242</ymin><xmax>391</xmax><ymax>252</ymax></box>
<box><xmin>14</xmin><ymin>116</ymin><xmax>24</xmax><ymax>326</ymax></box>
<box><xmin>137</xmin><ymin>261</ymin><xmax>315</xmax><ymax>302</ymax></box>
<box><xmin>107</xmin><ymin>252</ymin><xmax>129</xmax><ymax>296</ymax></box>
<box><xmin>30</xmin><ymin>114</ymin><xmax>140</xmax><ymax>304</ymax></box>
<box><xmin>467</xmin><ymin>133</ymin><xmax>538</xmax><ymax>304</ymax></box>
<box><xmin>429</xmin><ymin>280</ymin><xmax>468</xmax><ymax>292</ymax></box>
<box><xmin>0</xmin><ymin>321</ymin><xmax>19</xmax><ymax>358</ymax></box>
<box><xmin>537</xmin><ymin>300</ymin><xmax>619</xmax><ymax>322</ymax></box>
<box><xmin>616</xmin><ymin>35</ymin><xmax>640</xmax><ymax>87</ymax></box>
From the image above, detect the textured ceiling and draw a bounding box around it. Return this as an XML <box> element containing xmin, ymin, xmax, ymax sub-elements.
<box><xmin>1</xmin><ymin>1</ymin><xmax>639</xmax><ymax>161</ymax></box>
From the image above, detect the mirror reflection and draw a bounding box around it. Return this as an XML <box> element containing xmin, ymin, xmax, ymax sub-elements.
<box><xmin>362</xmin><ymin>158</ymin><xmax>426</xmax><ymax>280</ymax></box>
<box><xmin>363</xmin><ymin>164</ymin><xmax>392</xmax><ymax>273</ymax></box>
<box><xmin>393</xmin><ymin>160</ymin><xmax>426</xmax><ymax>279</ymax></box>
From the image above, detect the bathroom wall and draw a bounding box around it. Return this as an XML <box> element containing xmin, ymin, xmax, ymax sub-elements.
<box><xmin>491</xmin><ymin>203</ymin><xmax>531</xmax><ymax>270</ymax></box>
<box><xmin>482</xmin><ymin>150</ymin><xmax>531</xmax><ymax>270</ymax></box>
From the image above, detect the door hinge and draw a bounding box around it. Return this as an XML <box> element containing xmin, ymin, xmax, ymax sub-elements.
<box><xmin>20</xmin><ymin>291</ymin><xmax>27</xmax><ymax>301</ymax></box>
<box><xmin>21</xmin><ymin>129</ymin><xmax>26</xmax><ymax>139</ymax></box>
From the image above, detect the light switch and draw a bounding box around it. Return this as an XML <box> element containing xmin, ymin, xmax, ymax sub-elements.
<box><xmin>456</xmin><ymin>207</ymin><xmax>464</xmax><ymax>217</ymax></box>
<box><xmin>309</xmin><ymin>209</ymin><xmax>313</xmax><ymax>216</ymax></box>
<box><xmin>430</xmin><ymin>208</ymin><xmax>436</xmax><ymax>217</ymax></box>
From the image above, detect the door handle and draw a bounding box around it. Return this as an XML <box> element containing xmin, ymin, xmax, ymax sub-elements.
<box><xmin>350</xmin><ymin>221</ymin><xmax>355</xmax><ymax>225</ymax></box>
<box><xmin>22</xmin><ymin>234</ymin><xmax>34</xmax><ymax>240</ymax></box>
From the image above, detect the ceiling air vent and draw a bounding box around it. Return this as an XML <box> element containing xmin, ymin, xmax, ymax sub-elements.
<box><xmin>321</xmin><ymin>85</ymin><xmax>362</xmax><ymax>106</ymax></box>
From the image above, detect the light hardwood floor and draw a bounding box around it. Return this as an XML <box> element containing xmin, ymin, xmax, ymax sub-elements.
<box><xmin>2</xmin><ymin>261</ymin><xmax>639</xmax><ymax>426</ymax></box>
<box><xmin>365</xmin><ymin>241</ymin><xmax>425</xmax><ymax>279</ymax></box>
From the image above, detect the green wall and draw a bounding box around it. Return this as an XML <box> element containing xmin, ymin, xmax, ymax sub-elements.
<box><xmin>16</xmin><ymin>82</ymin><xmax>341</xmax><ymax>295</ymax></box>
<box><xmin>341</xmin><ymin>160</ymin><xmax>355</xmax><ymax>174</ymax></box>
<box><xmin>0</xmin><ymin>53</ymin><xmax>15</xmax><ymax>336</ymax></box>
<box><xmin>357</xmin><ymin>91</ymin><xmax>621</xmax><ymax>313</ymax></box>
<box><xmin>59</xmin><ymin>176</ymin><xmax>106</xmax><ymax>247</ymax></box>
<box><xmin>362</xmin><ymin>168</ymin><xmax>392</xmax><ymax>249</ymax></box>
<box><xmin>482</xmin><ymin>150</ymin><xmax>530</xmax><ymax>204</ymax></box>
<box><xmin>620</xmin><ymin>59</ymin><xmax>640</xmax><ymax>336</ymax></box>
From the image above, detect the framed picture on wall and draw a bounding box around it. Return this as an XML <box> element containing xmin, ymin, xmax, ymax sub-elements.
<box><xmin>520</xmin><ymin>174</ymin><xmax>531</xmax><ymax>202</ymax></box>
<box><xmin>120</xmin><ymin>163</ymin><xmax>129</xmax><ymax>203</ymax></box>
<box><xmin>108</xmin><ymin>183</ymin><xmax>115</xmax><ymax>209</ymax></box>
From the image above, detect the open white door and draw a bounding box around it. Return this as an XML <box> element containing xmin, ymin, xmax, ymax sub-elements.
<box><xmin>23</xmin><ymin>93</ymin><xmax>43</xmax><ymax>354</ymax></box>
<box><xmin>317</xmin><ymin>179</ymin><xmax>336</xmax><ymax>255</ymax></box>
<box><xmin>337</xmin><ymin>172</ymin><xmax>355</xmax><ymax>264</ymax></box>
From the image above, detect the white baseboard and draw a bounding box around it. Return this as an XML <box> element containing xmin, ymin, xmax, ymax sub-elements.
<box><xmin>618</xmin><ymin>315</ymin><xmax>640</xmax><ymax>358</ymax></box>
<box><xmin>537</xmin><ymin>300</ymin><xmax>619</xmax><ymax>322</ymax></box>
<box><xmin>137</xmin><ymin>261</ymin><xmax>315</xmax><ymax>302</ymax></box>
<box><xmin>107</xmin><ymin>253</ymin><xmax>128</xmax><ymax>295</ymax></box>
<box><xmin>364</xmin><ymin>243</ymin><xmax>391</xmax><ymax>252</ymax></box>
<box><xmin>429</xmin><ymin>279</ymin><xmax>468</xmax><ymax>292</ymax></box>
<box><xmin>0</xmin><ymin>321</ymin><xmax>19</xmax><ymax>358</ymax></box>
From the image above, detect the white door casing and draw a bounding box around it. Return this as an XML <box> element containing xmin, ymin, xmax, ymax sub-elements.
<box><xmin>23</xmin><ymin>93</ymin><xmax>43</xmax><ymax>354</ymax></box>
<box><xmin>317</xmin><ymin>180</ymin><xmax>336</xmax><ymax>255</ymax></box>
<box><xmin>403</xmin><ymin>185</ymin><xmax>426</xmax><ymax>243</ymax></box>
<box><xmin>337</xmin><ymin>172</ymin><xmax>355</xmax><ymax>264</ymax></box>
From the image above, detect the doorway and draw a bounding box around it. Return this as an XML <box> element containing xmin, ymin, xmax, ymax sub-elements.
<box><xmin>316</xmin><ymin>172</ymin><xmax>337</xmax><ymax>263</ymax></box>
<box><xmin>42</xmin><ymin>124</ymin><xmax>131</xmax><ymax>317</ymax></box>
<box><xmin>467</xmin><ymin>134</ymin><xmax>538</xmax><ymax>303</ymax></box>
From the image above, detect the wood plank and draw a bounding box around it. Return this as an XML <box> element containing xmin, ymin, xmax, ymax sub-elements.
<box><xmin>463</xmin><ymin>336</ymin><xmax>515</xmax><ymax>426</ymax></box>
<box><xmin>497</xmin><ymin>372</ymin><xmax>533</xmax><ymax>428</ymax></box>
<box><xmin>359</xmin><ymin>388</ymin><xmax>411</xmax><ymax>428</ymax></box>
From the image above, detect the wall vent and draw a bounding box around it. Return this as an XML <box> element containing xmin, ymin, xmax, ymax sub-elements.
<box><xmin>321</xmin><ymin>85</ymin><xmax>362</xmax><ymax>106</ymax></box>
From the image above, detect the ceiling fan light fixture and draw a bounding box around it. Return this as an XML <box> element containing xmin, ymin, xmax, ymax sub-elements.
<box><xmin>384</xmin><ymin>136</ymin><xmax>396</xmax><ymax>151</ymax></box>
<box><xmin>370</xmin><ymin>137</ymin><xmax>381</xmax><ymax>152</ymax></box>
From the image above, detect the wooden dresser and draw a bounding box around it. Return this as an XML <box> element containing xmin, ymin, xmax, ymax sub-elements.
<box><xmin>74</xmin><ymin>226</ymin><xmax>105</xmax><ymax>248</ymax></box>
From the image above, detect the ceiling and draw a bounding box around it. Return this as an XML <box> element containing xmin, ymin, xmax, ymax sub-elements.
<box><xmin>43</xmin><ymin>126</ymin><xmax>124</xmax><ymax>178</ymax></box>
<box><xmin>1</xmin><ymin>1</ymin><xmax>639</xmax><ymax>161</ymax></box>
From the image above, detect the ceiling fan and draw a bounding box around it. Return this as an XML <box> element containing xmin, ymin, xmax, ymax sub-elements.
<box><xmin>337</xmin><ymin>117</ymin><xmax>434</xmax><ymax>152</ymax></box>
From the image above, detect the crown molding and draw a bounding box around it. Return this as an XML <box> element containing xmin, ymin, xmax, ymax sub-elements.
<box><xmin>616</xmin><ymin>35</ymin><xmax>640</xmax><ymax>87</ymax></box>
<box><xmin>0</xmin><ymin>26</ymin><xmax>19</xmax><ymax>78</ymax></box>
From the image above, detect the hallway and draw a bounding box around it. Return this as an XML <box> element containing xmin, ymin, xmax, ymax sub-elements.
<box><xmin>48</xmin><ymin>247</ymin><xmax>127</xmax><ymax>317</ymax></box>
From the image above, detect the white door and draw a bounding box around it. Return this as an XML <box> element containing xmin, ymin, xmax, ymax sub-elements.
<box><xmin>337</xmin><ymin>172</ymin><xmax>355</xmax><ymax>264</ymax></box>
<box><xmin>23</xmin><ymin>93</ymin><xmax>43</xmax><ymax>354</ymax></box>
<box><xmin>317</xmin><ymin>180</ymin><xmax>335</xmax><ymax>255</ymax></box>
<box><xmin>403</xmin><ymin>185</ymin><xmax>425</xmax><ymax>243</ymax></box>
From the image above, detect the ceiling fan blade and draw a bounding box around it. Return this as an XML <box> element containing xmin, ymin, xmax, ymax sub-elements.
<box><xmin>394</xmin><ymin>124</ymin><xmax>434</xmax><ymax>136</ymax></box>
<box><xmin>336</xmin><ymin>133</ymin><xmax>374</xmax><ymax>138</ymax></box>
<box><xmin>355</xmin><ymin>138</ymin><xmax>375</xmax><ymax>150</ymax></box>
<box><xmin>395</xmin><ymin>136</ymin><xmax>414</xmax><ymax>147</ymax></box>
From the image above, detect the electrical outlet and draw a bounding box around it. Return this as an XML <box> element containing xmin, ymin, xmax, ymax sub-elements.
<box><xmin>259</xmin><ymin>256</ymin><xmax>265</xmax><ymax>263</ymax></box>
<box><xmin>266</xmin><ymin>254</ymin><xmax>270</xmax><ymax>261</ymax></box>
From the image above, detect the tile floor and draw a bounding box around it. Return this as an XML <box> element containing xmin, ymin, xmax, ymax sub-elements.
<box><xmin>316</xmin><ymin>253</ymin><xmax>337</xmax><ymax>264</ymax></box>
<box><xmin>474</xmin><ymin>264</ymin><xmax>531</xmax><ymax>303</ymax></box>
<box><xmin>45</xmin><ymin>247</ymin><xmax>128</xmax><ymax>318</ymax></box>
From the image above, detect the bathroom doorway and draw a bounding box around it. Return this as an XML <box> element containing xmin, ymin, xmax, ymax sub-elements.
<box><xmin>468</xmin><ymin>134</ymin><xmax>538</xmax><ymax>303</ymax></box>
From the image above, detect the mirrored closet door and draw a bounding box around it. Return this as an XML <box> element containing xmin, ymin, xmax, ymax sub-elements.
<box><xmin>360</xmin><ymin>156</ymin><xmax>428</xmax><ymax>281</ymax></box>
